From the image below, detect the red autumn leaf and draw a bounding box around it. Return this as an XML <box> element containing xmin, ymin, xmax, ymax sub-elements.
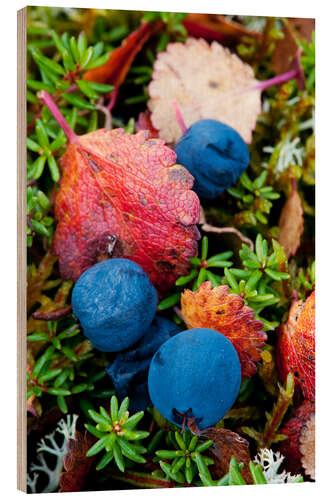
<box><xmin>183</xmin><ymin>13</ymin><xmax>262</xmax><ymax>44</ymax></box>
<box><xmin>181</xmin><ymin>282</ymin><xmax>267</xmax><ymax>377</ymax></box>
<box><xmin>136</xmin><ymin>110</ymin><xmax>159</xmax><ymax>138</ymax></box>
<box><xmin>59</xmin><ymin>431</ymin><xmax>96</xmax><ymax>492</ymax></box>
<box><xmin>83</xmin><ymin>21</ymin><xmax>162</xmax><ymax>86</ymax></box>
<box><xmin>279</xmin><ymin>400</ymin><xmax>315</xmax><ymax>477</ymax></box>
<box><xmin>276</xmin><ymin>291</ymin><xmax>315</xmax><ymax>400</ymax></box>
<box><xmin>41</xmin><ymin>90</ymin><xmax>200</xmax><ymax>292</ymax></box>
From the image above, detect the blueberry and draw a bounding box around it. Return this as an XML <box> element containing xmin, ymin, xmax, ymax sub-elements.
<box><xmin>174</xmin><ymin>119</ymin><xmax>249</xmax><ymax>199</ymax></box>
<box><xmin>72</xmin><ymin>258</ymin><xmax>158</xmax><ymax>352</ymax></box>
<box><xmin>148</xmin><ymin>328</ymin><xmax>241</xmax><ymax>429</ymax></box>
<box><xmin>107</xmin><ymin>317</ymin><xmax>181</xmax><ymax>412</ymax></box>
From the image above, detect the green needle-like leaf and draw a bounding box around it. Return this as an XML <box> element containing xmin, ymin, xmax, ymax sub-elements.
<box><xmin>47</xmin><ymin>387</ymin><xmax>71</xmax><ymax>396</ymax></box>
<box><xmin>118</xmin><ymin>437</ymin><xmax>146</xmax><ymax>463</ymax></box>
<box><xmin>158</xmin><ymin>292</ymin><xmax>181</xmax><ymax>310</ymax></box>
<box><xmin>174</xmin><ymin>432</ymin><xmax>186</xmax><ymax>451</ymax></box>
<box><xmin>228</xmin><ymin>457</ymin><xmax>246</xmax><ymax>485</ymax></box>
<box><xmin>249</xmin><ymin>461</ymin><xmax>267</xmax><ymax>484</ymax></box>
<box><xmin>192</xmin><ymin>452</ymin><xmax>210</xmax><ymax>478</ymax></box>
<box><xmin>118</xmin><ymin>397</ymin><xmax>130</xmax><ymax>419</ymax></box>
<box><xmin>86</xmin><ymin>436</ymin><xmax>108</xmax><ymax>457</ymax></box>
<box><xmin>105</xmin><ymin>433</ymin><xmax>116</xmax><ymax>452</ymax></box>
<box><xmin>99</xmin><ymin>406</ymin><xmax>112</xmax><ymax>422</ymax></box>
<box><xmin>195</xmin><ymin>440</ymin><xmax>213</xmax><ymax>453</ymax></box>
<box><xmin>172</xmin><ymin>456</ymin><xmax>186</xmax><ymax>474</ymax></box>
<box><xmin>156</xmin><ymin>450</ymin><xmax>180</xmax><ymax>459</ymax></box>
<box><xmin>96</xmin><ymin>450</ymin><xmax>114</xmax><ymax>470</ymax></box>
<box><xmin>88</xmin><ymin>409</ymin><xmax>111</xmax><ymax>427</ymax></box>
<box><xmin>188</xmin><ymin>435</ymin><xmax>198</xmax><ymax>452</ymax></box>
<box><xmin>85</xmin><ymin>423</ymin><xmax>105</xmax><ymax>439</ymax></box>
<box><xmin>110</xmin><ymin>395</ymin><xmax>119</xmax><ymax>422</ymax></box>
<box><xmin>113</xmin><ymin>441</ymin><xmax>125</xmax><ymax>472</ymax></box>
<box><xmin>122</xmin><ymin>410</ymin><xmax>144</xmax><ymax>429</ymax></box>
<box><xmin>122</xmin><ymin>429</ymin><xmax>149</xmax><ymax>441</ymax></box>
<box><xmin>175</xmin><ymin>269</ymin><xmax>198</xmax><ymax>286</ymax></box>
<box><xmin>201</xmin><ymin>236</ymin><xmax>208</xmax><ymax>260</ymax></box>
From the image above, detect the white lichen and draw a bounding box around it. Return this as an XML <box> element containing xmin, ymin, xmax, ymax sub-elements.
<box><xmin>27</xmin><ymin>414</ymin><xmax>78</xmax><ymax>493</ymax></box>
<box><xmin>254</xmin><ymin>448</ymin><xmax>303</xmax><ymax>484</ymax></box>
<box><xmin>263</xmin><ymin>135</ymin><xmax>305</xmax><ymax>174</ymax></box>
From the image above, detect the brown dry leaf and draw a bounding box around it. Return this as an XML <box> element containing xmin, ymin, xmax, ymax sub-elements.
<box><xmin>299</xmin><ymin>412</ymin><xmax>315</xmax><ymax>479</ymax></box>
<box><xmin>289</xmin><ymin>18</ymin><xmax>315</xmax><ymax>41</ymax></box>
<box><xmin>59</xmin><ymin>431</ymin><xmax>96</xmax><ymax>492</ymax></box>
<box><xmin>272</xmin><ymin>22</ymin><xmax>299</xmax><ymax>74</ymax></box>
<box><xmin>183</xmin><ymin>13</ymin><xmax>262</xmax><ymax>44</ymax></box>
<box><xmin>27</xmin><ymin>280</ymin><xmax>73</xmax><ymax>336</ymax></box>
<box><xmin>191</xmin><ymin>424</ymin><xmax>252</xmax><ymax>483</ymax></box>
<box><xmin>148</xmin><ymin>38</ymin><xmax>261</xmax><ymax>144</ymax></box>
<box><xmin>272</xmin><ymin>19</ymin><xmax>314</xmax><ymax>74</ymax></box>
<box><xmin>83</xmin><ymin>21</ymin><xmax>162</xmax><ymax>86</ymax></box>
<box><xmin>27</xmin><ymin>252</ymin><xmax>58</xmax><ymax>311</ymax></box>
<box><xmin>278</xmin><ymin>188</ymin><xmax>304</xmax><ymax>258</ymax></box>
<box><xmin>181</xmin><ymin>282</ymin><xmax>267</xmax><ymax>377</ymax></box>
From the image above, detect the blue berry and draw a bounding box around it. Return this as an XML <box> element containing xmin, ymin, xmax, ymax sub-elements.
<box><xmin>72</xmin><ymin>258</ymin><xmax>158</xmax><ymax>352</ymax></box>
<box><xmin>174</xmin><ymin>119</ymin><xmax>249</xmax><ymax>199</ymax></box>
<box><xmin>148</xmin><ymin>328</ymin><xmax>241</xmax><ymax>429</ymax></box>
<box><xmin>107</xmin><ymin>317</ymin><xmax>181</xmax><ymax>412</ymax></box>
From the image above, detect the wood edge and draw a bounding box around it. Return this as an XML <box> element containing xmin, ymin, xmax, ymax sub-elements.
<box><xmin>17</xmin><ymin>6</ymin><xmax>27</xmax><ymax>493</ymax></box>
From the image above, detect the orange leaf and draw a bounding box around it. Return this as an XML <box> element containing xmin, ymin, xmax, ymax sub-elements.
<box><xmin>181</xmin><ymin>282</ymin><xmax>267</xmax><ymax>377</ymax></box>
<box><xmin>52</xmin><ymin>128</ymin><xmax>200</xmax><ymax>291</ymax></box>
<box><xmin>83</xmin><ymin>21</ymin><xmax>162</xmax><ymax>86</ymax></box>
<box><xmin>276</xmin><ymin>291</ymin><xmax>315</xmax><ymax>400</ymax></box>
<box><xmin>278</xmin><ymin>187</ymin><xmax>304</xmax><ymax>258</ymax></box>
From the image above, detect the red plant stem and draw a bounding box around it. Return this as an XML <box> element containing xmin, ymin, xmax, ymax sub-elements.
<box><xmin>173</xmin><ymin>101</ymin><xmax>188</xmax><ymax>135</ymax></box>
<box><xmin>37</xmin><ymin>90</ymin><xmax>78</xmax><ymax>144</ymax></box>
<box><xmin>291</xmin><ymin>177</ymin><xmax>297</xmax><ymax>194</ymax></box>
<box><xmin>251</xmin><ymin>68</ymin><xmax>298</xmax><ymax>92</ymax></box>
<box><xmin>64</xmin><ymin>83</ymin><xmax>78</xmax><ymax>93</ymax></box>
<box><xmin>173</xmin><ymin>306</ymin><xmax>186</xmax><ymax>323</ymax></box>
<box><xmin>292</xmin><ymin>289</ymin><xmax>299</xmax><ymax>303</ymax></box>
<box><xmin>107</xmin><ymin>87</ymin><xmax>119</xmax><ymax>111</ymax></box>
<box><xmin>32</xmin><ymin>305</ymin><xmax>73</xmax><ymax>321</ymax></box>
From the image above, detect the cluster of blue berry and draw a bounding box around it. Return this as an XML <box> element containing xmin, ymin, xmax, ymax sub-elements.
<box><xmin>72</xmin><ymin>118</ymin><xmax>248</xmax><ymax>429</ymax></box>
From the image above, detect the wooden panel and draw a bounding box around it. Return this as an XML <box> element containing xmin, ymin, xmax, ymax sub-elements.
<box><xmin>17</xmin><ymin>6</ymin><xmax>27</xmax><ymax>493</ymax></box>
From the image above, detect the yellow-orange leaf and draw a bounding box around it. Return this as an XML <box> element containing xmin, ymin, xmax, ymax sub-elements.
<box><xmin>181</xmin><ymin>282</ymin><xmax>267</xmax><ymax>377</ymax></box>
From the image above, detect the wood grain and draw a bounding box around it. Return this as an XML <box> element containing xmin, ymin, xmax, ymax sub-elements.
<box><xmin>17</xmin><ymin>6</ymin><xmax>27</xmax><ymax>493</ymax></box>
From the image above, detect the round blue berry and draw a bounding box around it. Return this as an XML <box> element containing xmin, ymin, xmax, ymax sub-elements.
<box><xmin>72</xmin><ymin>258</ymin><xmax>158</xmax><ymax>352</ymax></box>
<box><xmin>174</xmin><ymin>119</ymin><xmax>249</xmax><ymax>199</ymax></box>
<box><xmin>106</xmin><ymin>317</ymin><xmax>181</xmax><ymax>412</ymax></box>
<box><xmin>148</xmin><ymin>328</ymin><xmax>241</xmax><ymax>429</ymax></box>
